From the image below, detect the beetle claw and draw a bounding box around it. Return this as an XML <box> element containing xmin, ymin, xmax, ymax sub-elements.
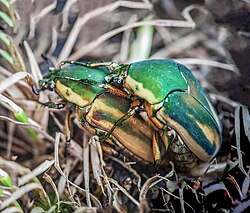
<box><xmin>32</xmin><ymin>85</ymin><xmax>40</xmax><ymax>95</ymax></box>
<box><xmin>41</xmin><ymin>101</ymin><xmax>66</xmax><ymax>109</ymax></box>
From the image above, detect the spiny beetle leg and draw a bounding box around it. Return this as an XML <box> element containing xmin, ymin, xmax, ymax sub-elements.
<box><xmin>41</xmin><ymin>101</ymin><xmax>66</xmax><ymax>109</ymax></box>
<box><xmin>73</xmin><ymin>79</ymin><xmax>128</xmax><ymax>99</ymax></box>
<box><xmin>100</xmin><ymin>106</ymin><xmax>140</xmax><ymax>142</ymax></box>
<box><xmin>152</xmin><ymin>131</ymin><xmax>161</xmax><ymax>164</ymax></box>
<box><xmin>32</xmin><ymin>85</ymin><xmax>40</xmax><ymax>95</ymax></box>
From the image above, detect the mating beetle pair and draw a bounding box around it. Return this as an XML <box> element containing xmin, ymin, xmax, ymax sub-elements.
<box><xmin>33</xmin><ymin>59</ymin><xmax>222</xmax><ymax>176</ymax></box>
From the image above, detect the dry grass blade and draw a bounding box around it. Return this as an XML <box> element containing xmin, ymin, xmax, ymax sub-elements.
<box><xmin>181</xmin><ymin>4</ymin><xmax>199</xmax><ymax>26</ymax></box>
<box><xmin>28</xmin><ymin>1</ymin><xmax>57</xmax><ymax>40</ymax></box>
<box><xmin>54</xmin><ymin>133</ymin><xmax>102</xmax><ymax>208</ymax></box>
<box><xmin>32</xmin><ymin>1</ymin><xmax>56</xmax><ymax>23</ymax></box>
<box><xmin>93</xmin><ymin>137</ymin><xmax>113</xmax><ymax>202</ymax></box>
<box><xmin>1</xmin><ymin>206</ymin><xmax>23</xmax><ymax>213</ymax></box>
<box><xmin>0</xmin><ymin>182</ymin><xmax>42</xmax><ymax>210</ymax></box>
<box><xmin>61</xmin><ymin>0</ymin><xmax>78</xmax><ymax>31</ymax></box>
<box><xmin>6</xmin><ymin>118</ymin><xmax>15</xmax><ymax>158</ymax></box>
<box><xmin>0</xmin><ymin>65</ymin><xmax>12</xmax><ymax>77</ymax></box>
<box><xmin>0</xmin><ymin>72</ymin><xmax>33</xmax><ymax>93</ymax></box>
<box><xmin>231</xmin><ymin>199</ymin><xmax>250</xmax><ymax>213</ymax></box>
<box><xmin>235</xmin><ymin>106</ymin><xmax>249</xmax><ymax>179</ymax></box>
<box><xmin>47</xmin><ymin>28</ymin><xmax>58</xmax><ymax>56</ymax></box>
<box><xmin>119</xmin><ymin>15</ymin><xmax>137</xmax><ymax>62</ymax></box>
<box><xmin>139</xmin><ymin>175</ymin><xmax>160</xmax><ymax>201</ymax></box>
<box><xmin>72</xmin><ymin>207</ymin><xmax>97</xmax><ymax>213</ymax></box>
<box><xmin>0</xmin><ymin>94</ymin><xmax>22</xmax><ymax>113</ymax></box>
<box><xmin>90</xmin><ymin>137</ymin><xmax>104</xmax><ymax>195</ymax></box>
<box><xmin>242</xmin><ymin>169</ymin><xmax>250</xmax><ymax>197</ymax></box>
<box><xmin>57</xmin><ymin>158</ymin><xmax>72</xmax><ymax>196</ymax></box>
<box><xmin>43</xmin><ymin>173</ymin><xmax>60</xmax><ymax>213</ymax></box>
<box><xmin>150</xmin><ymin>32</ymin><xmax>206</xmax><ymax>59</ymax></box>
<box><xmin>242</xmin><ymin>106</ymin><xmax>250</xmax><ymax>142</ymax></box>
<box><xmin>23</xmin><ymin>41</ymin><xmax>42</xmax><ymax>83</ymax></box>
<box><xmin>70</xmin><ymin>19</ymin><xmax>195</xmax><ymax>60</ymax></box>
<box><xmin>58</xmin><ymin>0</ymin><xmax>152</xmax><ymax>61</ymax></box>
<box><xmin>54</xmin><ymin>132</ymin><xmax>66</xmax><ymax>178</ymax></box>
<box><xmin>30</xmin><ymin>207</ymin><xmax>49</xmax><ymax>213</ymax></box>
<box><xmin>138</xmin><ymin>174</ymin><xmax>171</xmax><ymax>212</ymax></box>
<box><xmin>161</xmin><ymin>186</ymin><xmax>195</xmax><ymax>212</ymax></box>
<box><xmin>209</xmin><ymin>94</ymin><xmax>240</xmax><ymax>107</ymax></box>
<box><xmin>18</xmin><ymin>160</ymin><xmax>54</xmax><ymax>186</ymax></box>
<box><xmin>83</xmin><ymin>133</ymin><xmax>91</xmax><ymax>207</ymax></box>
<box><xmin>148</xmin><ymin>169</ymin><xmax>175</xmax><ymax>190</ymax></box>
<box><xmin>175</xmin><ymin>58</ymin><xmax>238</xmax><ymax>74</ymax></box>
<box><xmin>179</xmin><ymin>187</ymin><xmax>185</xmax><ymax>213</ymax></box>
<box><xmin>0</xmin><ymin>115</ymin><xmax>54</xmax><ymax>143</ymax></box>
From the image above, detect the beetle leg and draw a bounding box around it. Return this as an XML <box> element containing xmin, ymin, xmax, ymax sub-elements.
<box><xmin>159</xmin><ymin>128</ymin><xmax>170</xmax><ymax>152</ymax></box>
<box><xmin>76</xmin><ymin>80</ymin><xmax>128</xmax><ymax>99</ymax></box>
<box><xmin>69</xmin><ymin>78</ymin><xmax>129</xmax><ymax>99</ymax></box>
<box><xmin>41</xmin><ymin>101</ymin><xmax>66</xmax><ymax>109</ymax></box>
<box><xmin>152</xmin><ymin>131</ymin><xmax>161</xmax><ymax>164</ymax></box>
<box><xmin>105</xmin><ymin>85</ymin><xmax>129</xmax><ymax>99</ymax></box>
<box><xmin>100</xmin><ymin>106</ymin><xmax>139</xmax><ymax>141</ymax></box>
<box><xmin>32</xmin><ymin>81</ymin><xmax>55</xmax><ymax>94</ymax></box>
<box><xmin>32</xmin><ymin>85</ymin><xmax>40</xmax><ymax>95</ymax></box>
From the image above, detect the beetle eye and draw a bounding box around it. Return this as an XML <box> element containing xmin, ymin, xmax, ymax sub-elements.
<box><xmin>114</xmin><ymin>78</ymin><xmax>123</xmax><ymax>84</ymax></box>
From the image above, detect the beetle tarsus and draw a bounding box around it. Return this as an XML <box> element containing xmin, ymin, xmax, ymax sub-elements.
<box><xmin>41</xmin><ymin>101</ymin><xmax>66</xmax><ymax>109</ymax></box>
<box><xmin>32</xmin><ymin>85</ymin><xmax>40</xmax><ymax>95</ymax></box>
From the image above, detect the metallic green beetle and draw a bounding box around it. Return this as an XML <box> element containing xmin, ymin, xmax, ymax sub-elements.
<box><xmin>33</xmin><ymin>59</ymin><xmax>222</xmax><ymax>175</ymax></box>
<box><xmin>33</xmin><ymin>62</ymin><xmax>162</xmax><ymax>164</ymax></box>
<box><xmin>107</xmin><ymin>59</ymin><xmax>222</xmax><ymax>164</ymax></box>
<box><xmin>33</xmin><ymin>62</ymin><xmax>113</xmax><ymax>107</ymax></box>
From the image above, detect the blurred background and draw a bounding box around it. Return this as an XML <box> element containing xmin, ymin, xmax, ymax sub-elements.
<box><xmin>0</xmin><ymin>0</ymin><xmax>249</xmax><ymax>212</ymax></box>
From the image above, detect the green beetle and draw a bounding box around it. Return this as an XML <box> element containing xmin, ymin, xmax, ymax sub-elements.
<box><xmin>33</xmin><ymin>60</ymin><xmax>222</xmax><ymax>176</ymax></box>
<box><xmin>107</xmin><ymin>59</ymin><xmax>222</xmax><ymax>165</ymax></box>
<box><xmin>33</xmin><ymin>61</ymin><xmax>117</xmax><ymax>107</ymax></box>
<box><xmin>33</xmin><ymin>62</ymin><xmax>164</xmax><ymax>164</ymax></box>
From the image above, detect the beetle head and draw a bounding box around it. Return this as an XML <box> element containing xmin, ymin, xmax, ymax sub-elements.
<box><xmin>32</xmin><ymin>67</ymin><xmax>59</xmax><ymax>95</ymax></box>
<box><xmin>105</xmin><ymin>64</ymin><xmax>128</xmax><ymax>87</ymax></box>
